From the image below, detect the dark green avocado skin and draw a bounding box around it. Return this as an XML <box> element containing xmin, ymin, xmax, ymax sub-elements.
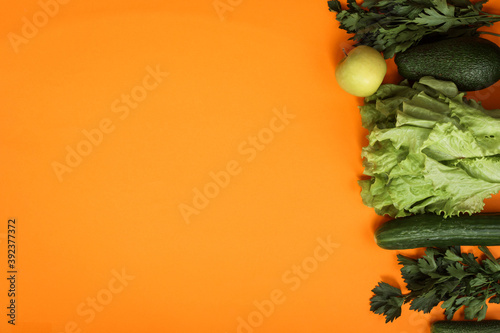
<box><xmin>395</xmin><ymin>37</ymin><xmax>500</xmax><ymax>91</ymax></box>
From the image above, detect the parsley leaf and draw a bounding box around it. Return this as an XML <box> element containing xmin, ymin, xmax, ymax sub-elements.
<box><xmin>370</xmin><ymin>282</ymin><xmax>404</xmax><ymax>323</ymax></box>
<box><xmin>370</xmin><ymin>246</ymin><xmax>500</xmax><ymax>322</ymax></box>
<box><xmin>329</xmin><ymin>0</ymin><xmax>500</xmax><ymax>58</ymax></box>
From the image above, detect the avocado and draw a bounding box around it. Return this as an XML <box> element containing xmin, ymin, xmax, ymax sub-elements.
<box><xmin>395</xmin><ymin>36</ymin><xmax>500</xmax><ymax>91</ymax></box>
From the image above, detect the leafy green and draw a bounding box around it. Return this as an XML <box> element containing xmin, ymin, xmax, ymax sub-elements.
<box><xmin>359</xmin><ymin>77</ymin><xmax>500</xmax><ymax>218</ymax></box>
<box><xmin>370</xmin><ymin>246</ymin><xmax>500</xmax><ymax>322</ymax></box>
<box><xmin>328</xmin><ymin>0</ymin><xmax>500</xmax><ymax>58</ymax></box>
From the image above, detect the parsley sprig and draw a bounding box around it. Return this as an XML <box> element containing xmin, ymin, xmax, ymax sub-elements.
<box><xmin>370</xmin><ymin>246</ymin><xmax>500</xmax><ymax>323</ymax></box>
<box><xmin>329</xmin><ymin>0</ymin><xmax>500</xmax><ymax>58</ymax></box>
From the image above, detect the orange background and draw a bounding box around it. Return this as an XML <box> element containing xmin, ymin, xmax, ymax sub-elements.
<box><xmin>2</xmin><ymin>1</ymin><xmax>500</xmax><ymax>332</ymax></box>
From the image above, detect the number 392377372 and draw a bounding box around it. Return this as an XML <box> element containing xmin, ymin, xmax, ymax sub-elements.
<box><xmin>8</xmin><ymin>219</ymin><xmax>16</xmax><ymax>270</ymax></box>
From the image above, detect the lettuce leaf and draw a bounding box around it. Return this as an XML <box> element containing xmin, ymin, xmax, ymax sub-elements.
<box><xmin>359</xmin><ymin>77</ymin><xmax>500</xmax><ymax>218</ymax></box>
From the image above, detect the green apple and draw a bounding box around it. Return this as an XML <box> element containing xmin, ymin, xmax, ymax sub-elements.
<box><xmin>335</xmin><ymin>45</ymin><xmax>387</xmax><ymax>97</ymax></box>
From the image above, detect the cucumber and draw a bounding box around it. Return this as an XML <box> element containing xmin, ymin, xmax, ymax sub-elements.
<box><xmin>395</xmin><ymin>36</ymin><xmax>500</xmax><ymax>91</ymax></box>
<box><xmin>431</xmin><ymin>320</ymin><xmax>500</xmax><ymax>333</ymax></box>
<box><xmin>375</xmin><ymin>213</ymin><xmax>500</xmax><ymax>250</ymax></box>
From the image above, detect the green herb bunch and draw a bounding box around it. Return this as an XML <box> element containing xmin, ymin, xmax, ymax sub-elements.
<box><xmin>328</xmin><ymin>0</ymin><xmax>500</xmax><ymax>58</ymax></box>
<box><xmin>370</xmin><ymin>246</ymin><xmax>500</xmax><ymax>323</ymax></box>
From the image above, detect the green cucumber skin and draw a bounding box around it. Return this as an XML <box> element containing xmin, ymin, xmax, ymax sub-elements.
<box><xmin>375</xmin><ymin>213</ymin><xmax>500</xmax><ymax>250</ymax></box>
<box><xmin>431</xmin><ymin>320</ymin><xmax>500</xmax><ymax>333</ymax></box>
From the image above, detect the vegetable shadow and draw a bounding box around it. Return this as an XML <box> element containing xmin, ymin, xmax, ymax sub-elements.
<box><xmin>328</xmin><ymin>26</ymin><xmax>354</xmax><ymax>70</ymax></box>
<box><xmin>378</xmin><ymin>275</ymin><xmax>401</xmax><ymax>290</ymax></box>
<box><xmin>370</xmin><ymin>214</ymin><xmax>391</xmax><ymax>233</ymax></box>
<box><xmin>467</xmin><ymin>81</ymin><xmax>500</xmax><ymax>110</ymax></box>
